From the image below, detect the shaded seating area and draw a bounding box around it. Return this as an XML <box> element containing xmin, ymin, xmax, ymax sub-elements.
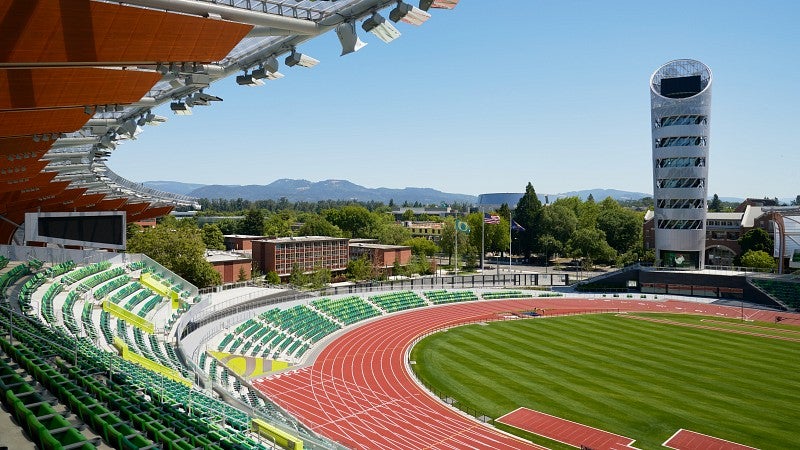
<box><xmin>482</xmin><ymin>290</ymin><xmax>535</xmax><ymax>300</ymax></box>
<box><xmin>423</xmin><ymin>290</ymin><xmax>479</xmax><ymax>304</ymax></box>
<box><xmin>750</xmin><ymin>278</ymin><xmax>800</xmax><ymax>309</ymax></box>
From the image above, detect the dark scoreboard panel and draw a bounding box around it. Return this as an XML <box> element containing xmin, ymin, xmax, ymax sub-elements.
<box><xmin>25</xmin><ymin>212</ymin><xmax>126</xmax><ymax>249</ymax></box>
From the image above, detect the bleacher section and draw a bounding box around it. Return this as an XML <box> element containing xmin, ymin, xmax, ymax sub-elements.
<box><xmin>0</xmin><ymin>309</ymin><xmax>275</xmax><ymax>450</ymax></box>
<box><xmin>424</xmin><ymin>290</ymin><xmax>479</xmax><ymax>304</ymax></box>
<box><xmin>751</xmin><ymin>278</ymin><xmax>800</xmax><ymax>309</ymax></box>
<box><xmin>482</xmin><ymin>290</ymin><xmax>536</xmax><ymax>300</ymax></box>
<box><xmin>312</xmin><ymin>295</ymin><xmax>382</xmax><ymax>325</ymax></box>
<box><xmin>368</xmin><ymin>291</ymin><xmax>427</xmax><ymax>313</ymax></box>
<box><xmin>2</xmin><ymin>251</ymin><xmax>568</xmax><ymax>450</ymax></box>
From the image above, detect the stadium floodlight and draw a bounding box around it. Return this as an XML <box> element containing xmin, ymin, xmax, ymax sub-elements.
<box><xmin>389</xmin><ymin>1</ymin><xmax>431</xmax><ymax>25</ymax></box>
<box><xmin>285</xmin><ymin>50</ymin><xmax>319</xmax><ymax>68</ymax></box>
<box><xmin>236</xmin><ymin>73</ymin><xmax>264</xmax><ymax>86</ymax></box>
<box><xmin>170</xmin><ymin>101</ymin><xmax>192</xmax><ymax>115</ymax></box>
<box><xmin>117</xmin><ymin>119</ymin><xmax>139</xmax><ymax>138</ymax></box>
<box><xmin>98</xmin><ymin>134</ymin><xmax>116</xmax><ymax>150</ymax></box>
<box><xmin>419</xmin><ymin>0</ymin><xmax>459</xmax><ymax>10</ymax></box>
<box><xmin>187</xmin><ymin>90</ymin><xmax>223</xmax><ymax>106</ymax></box>
<box><xmin>185</xmin><ymin>73</ymin><xmax>211</xmax><ymax>87</ymax></box>
<box><xmin>336</xmin><ymin>21</ymin><xmax>367</xmax><ymax>56</ymax></box>
<box><xmin>362</xmin><ymin>12</ymin><xmax>401</xmax><ymax>43</ymax></box>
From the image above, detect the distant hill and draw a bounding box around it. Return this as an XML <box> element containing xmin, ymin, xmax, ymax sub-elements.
<box><xmin>175</xmin><ymin>179</ymin><xmax>478</xmax><ymax>205</ymax></box>
<box><xmin>142</xmin><ymin>181</ymin><xmax>206</xmax><ymax>196</ymax></box>
<box><xmin>550</xmin><ymin>188</ymin><xmax>651</xmax><ymax>202</ymax></box>
<box><xmin>143</xmin><ymin>180</ymin><xmax>663</xmax><ymax>205</ymax></box>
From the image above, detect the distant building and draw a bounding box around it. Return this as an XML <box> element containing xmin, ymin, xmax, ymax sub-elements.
<box><xmin>477</xmin><ymin>193</ymin><xmax>523</xmax><ymax>211</ymax></box>
<box><xmin>349</xmin><ymin>242</ymin><xmax>412</xmax><ymax>275</ymax></box>
<box><xmin>401</xmin><ymin>221</ymin><xmax>443</xmax><ymax>242</ymax></box>
<box><xmin>390</xmin><ymin>207</ymin><xmax>455</xmax><ymax>219</ymax></box>
<box><xmin>205</xmin><ymin>251</ymin><xmax>252</xmax><ymax>283</ymax></box>
<box><xmin>251</xmin><ymin>236</ymin><xmax>349</xmax><ymax>278</ymax></box>
<box><xmin>223</xmin><ymin>234</ymin><xmax>266</xmax><ymax>253</ymax></box>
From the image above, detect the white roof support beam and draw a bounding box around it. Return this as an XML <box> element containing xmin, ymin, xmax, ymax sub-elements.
<box><xmin>117</xmin><ymin>0</ymin><xmax>322</xmax><ymax>34</ymax></box>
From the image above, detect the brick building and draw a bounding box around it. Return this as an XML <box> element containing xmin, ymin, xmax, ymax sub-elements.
<box><xmin>251</xmin><ymin>236</ymin><xmax>349</xmax><ymax>278</ymax></box>
<box><xmin>205</xmin><ymin>251</ymin><xmax>252</xmax><ymax>283</ymax></box>
<box><xmin>349</xmin><ymin>242</ymin><xmax>412</xmax><ymax>275</ymax></box>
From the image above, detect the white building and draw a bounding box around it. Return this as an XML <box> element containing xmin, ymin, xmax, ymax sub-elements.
<box><xmin>650</xmin><ymin>59</ymin><xmax>712</xmax><ymax>268</ymax></box>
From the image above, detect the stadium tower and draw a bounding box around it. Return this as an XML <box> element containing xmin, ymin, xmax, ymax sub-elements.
<box><xmin>650</xmin><ymin>59</ymin><xmax>712</xmax><ymax>269</ymax></box>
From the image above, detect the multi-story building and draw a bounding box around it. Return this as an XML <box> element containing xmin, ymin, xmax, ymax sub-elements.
<box><xmin>650</xmin><ymin>59</ymin><xmax>713</xmax><ymax>268</ymax></box>
<box><xmin>223</xmin><ymin>234</ymin><xmax>266</xmax><ymax>253</ymax></box>
<box><xmin>349</xmin><ymin>242</ymin><xmax>412</xmax><ymax>275</ymax></box>
<box><xmin>251</xmin><ymin>236</ymin><xmax>349</xmax><ymax>278</ymax></box>
<box><xmin>401</xmin><ymin>221</ymin><xmax>443</xmax><ymax>242</ymax></box>
<box><xmin>205</xmin><ymin>251</ymin><xmax>252</xmax><ymax>283</ymax></box>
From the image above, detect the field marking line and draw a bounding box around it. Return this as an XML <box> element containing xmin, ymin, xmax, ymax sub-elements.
<box><xmin>663</xmin><ymin>428</ymin><xmax>759</xmax><ymax>450</ymax></box>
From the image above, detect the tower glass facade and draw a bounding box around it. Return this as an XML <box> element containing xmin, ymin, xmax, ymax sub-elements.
<box><xmin>650</xmin><ymin>59</ymin><xmax>712</xmax><ymax>268</ymax></box>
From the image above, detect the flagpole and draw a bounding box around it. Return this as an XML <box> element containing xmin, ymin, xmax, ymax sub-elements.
<box><xmin>481</xmin><ymin>207</ymin><xmax>485</xmax><ymax>272</ymax></box>
<box><xmin>509</xmin><ymin>210</ymin><xmax>512</xmax><ymax>274</ymax></box>
<box><xmin>454</xmin><ymin>221</ymin><xmax>458</xmax><ymax>277</ymax></box>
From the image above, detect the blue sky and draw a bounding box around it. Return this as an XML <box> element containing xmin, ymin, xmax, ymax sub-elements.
<box><xmin>108</xmin><ymin>1</ymin><xmax>799</xmax><ymax>199</ymax></box>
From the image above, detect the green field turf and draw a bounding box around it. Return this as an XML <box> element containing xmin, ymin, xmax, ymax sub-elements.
<box><xmin>409</xmin><ymin>313</ymin><xmax>800</xmax><ymax>450</ymax></box>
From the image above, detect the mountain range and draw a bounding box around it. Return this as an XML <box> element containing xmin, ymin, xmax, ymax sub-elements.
<box><xmin>142</xmin><ymin>179</ymin><xmax>663</xmax><ymax>204</ymax></box>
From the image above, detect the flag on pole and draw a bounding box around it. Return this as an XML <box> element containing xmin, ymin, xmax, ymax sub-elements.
<box><xmin>455</xmin><ymin>219</ymin><xmax>471</xmax><ymax>233</ymax></box>
<box><xmin>511</xmin><ymin>220</ymin><xmax>526</xmax><ymax>231</ymax></box>
<box><xmin>483</xmin><ymin>213</ymin><xmax>500</xmax><ymax>224</ymax></box>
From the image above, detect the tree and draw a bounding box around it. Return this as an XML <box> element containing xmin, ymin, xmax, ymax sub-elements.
<box><xmin>539</xmin><ymin>234</ymin><xmax>562</xmax><ymax>265</ymax></box>
<box><xmin>566</xmin><ymin>227</ymin><xmax>617</xmax><ymax>266</ymax></box>
<box><xmin>401</xmin><ymin>209</ymin><xmax>415</xmax><ymax>221</ymax></box>
<box><xmin>738</xmin><ymin>228</ymin><xmax>773</xmax><ymax>256</ymax></box>
<box><xmin>739</xmin><ymin>250</ymin><xmax>776</xmax><ymax>270</ymax></box>
<box><xmin>265</xmin><ymin>271</ymin><xmax>281</xmax><ymax>285</ymax></box>
<box><xmin>289</xmin><ymin>263</ymin><xmax>307</xmax><ymax>286</ymax></box>
<box><xmin>127</xmin><ymin>218</ymin><xmax>221</xmax><ymax>288</ymax></box>
<box><xmin>237</xmin><ymin>209</ymin><xmax>265</xmax><ymax>235</ymax></box>
<box><xmin>297</xmin><ymin>215</ymin><xmax>341</xmax><ymax>237</ymax></box>
<box><xmin>403</xmin><ymin>237</ymin><xmax>439</xmax><ymax>257</ymax></box>
<box><xmin>514</xmin><ymin>182</ymin><xmax>543</xmax><ymax>259</ymax></box>
<box><xmin>579</xmin><ymin>195</ymin><xmax>599</xmax><ymax>229</ymax></box>
<box><xmin>202</xmin><ymin>224</ymin><xmax>225</xmax><ymax>250</ymax></box>
<box><xmin>237</xmin><ymin>266</ymin><xmax>248</xmax><ymax>282</ymax></box>
<box><xmin>324</xmin><ymin>205</ymin><xmax>378</xmax><ymax>238</ymax></box>
<box><xmin>540</xmin><ymin>204</ymin><xmax>578</xmax><ymax>249</ymax></box>
<box><xmin>263</xmin><ymin>211</ymin><xmax>295</xmax><ymax>237</ymax></box>
<box><xmin>373</xmin><ymin>223</ymin><xmax>412</xmax><ymax>245</ymax></box>
<box><xmin>709</xmin><ymin>194</ymin><xmax>722</xmax><ymax>212</ymax></box>
<box><xmin>308</xmin><ymin>267</ymin><xmax>331</xmax><ymax>289</ymax></box>
<box><xmin>792</xmin><ymin>195</ymin><xmax>800</xmax><ymax>206</ymax></box>
<box><xmin>596</xmin><ymin>202</ymin><xmax>642</xmax><ymax>254</ymax></box>
<box><xmin>347</xmin><ymin>256</ymin><xmax>374</xmax><ymax>281</ymax></box>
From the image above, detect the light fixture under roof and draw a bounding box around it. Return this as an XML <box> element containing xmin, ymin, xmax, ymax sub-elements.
<box><xmin>236</xmin><ymin>73</ymin><xmax>264</xmax><ymax>86</ymax></box>
<box><xmin>336</xmin><ymin>21</ymin><xmax>367</xmax><ymax>56</ymax></box>
<box><xmin>362</xmin><ymin>12</ymin><xmax>401</xmax><ymax>43</ymax></box>
<box><xmin>285</xmin><ymin>50</ymin><xmax>319</xmax><ymax>68</ymax></box>
<box><xmin>170</xmin><ymin>101</ymin><xmax>192</xmax><ymax>115</ymax></box>
<box><xmin>390</xmin><ymin>1</ymin><xmax>431</xmax><ymax>26</ymax></box>
<box><xmin>186</xmin><ymin>90</ymin><xmax>223</xmax><ymax>106</ymax></box>
<box><xmin>419</xmin><ymin>0</ymin><xmax>459</xmax><ymax>10</ymax></box>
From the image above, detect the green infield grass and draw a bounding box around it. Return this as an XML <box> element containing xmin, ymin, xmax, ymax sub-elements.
<box><xmin>409</xmin><ymin>313</ymin><xmax>800</xmax><ymax>449</ymax></box>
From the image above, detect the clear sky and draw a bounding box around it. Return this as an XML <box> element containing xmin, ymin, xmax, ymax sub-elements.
<box><xmin>107</xmin><ymin>0</ymin><xmax>800</xmax><ymax>200</ymax></box>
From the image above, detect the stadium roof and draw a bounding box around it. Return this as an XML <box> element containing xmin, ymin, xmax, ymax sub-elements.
<box><xmin>0</xmin><ymin>0</ymin><xmax>458</xmax><ymax>244</ymax></box>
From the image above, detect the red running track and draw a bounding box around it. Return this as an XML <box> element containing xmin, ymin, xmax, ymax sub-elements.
<box><xmin>252</xmin><ymin>299</ymin><xmax>796</xmax><ymax>449</ymax></box>
<box><xmin>663</xmin><ymin>429</ymin><xmax>759</xmax><ymax>450</ymax></box>
<box><xmin>496</xmin><ymin>407</ymin><xmax>636</xmax><ymax>450</ymax></box>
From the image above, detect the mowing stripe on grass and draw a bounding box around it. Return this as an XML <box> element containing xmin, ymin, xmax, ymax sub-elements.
<box><xmin>411</xmin><ymin>314</ymin><xmax>800</xmax><ymax>449</ymax></box>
